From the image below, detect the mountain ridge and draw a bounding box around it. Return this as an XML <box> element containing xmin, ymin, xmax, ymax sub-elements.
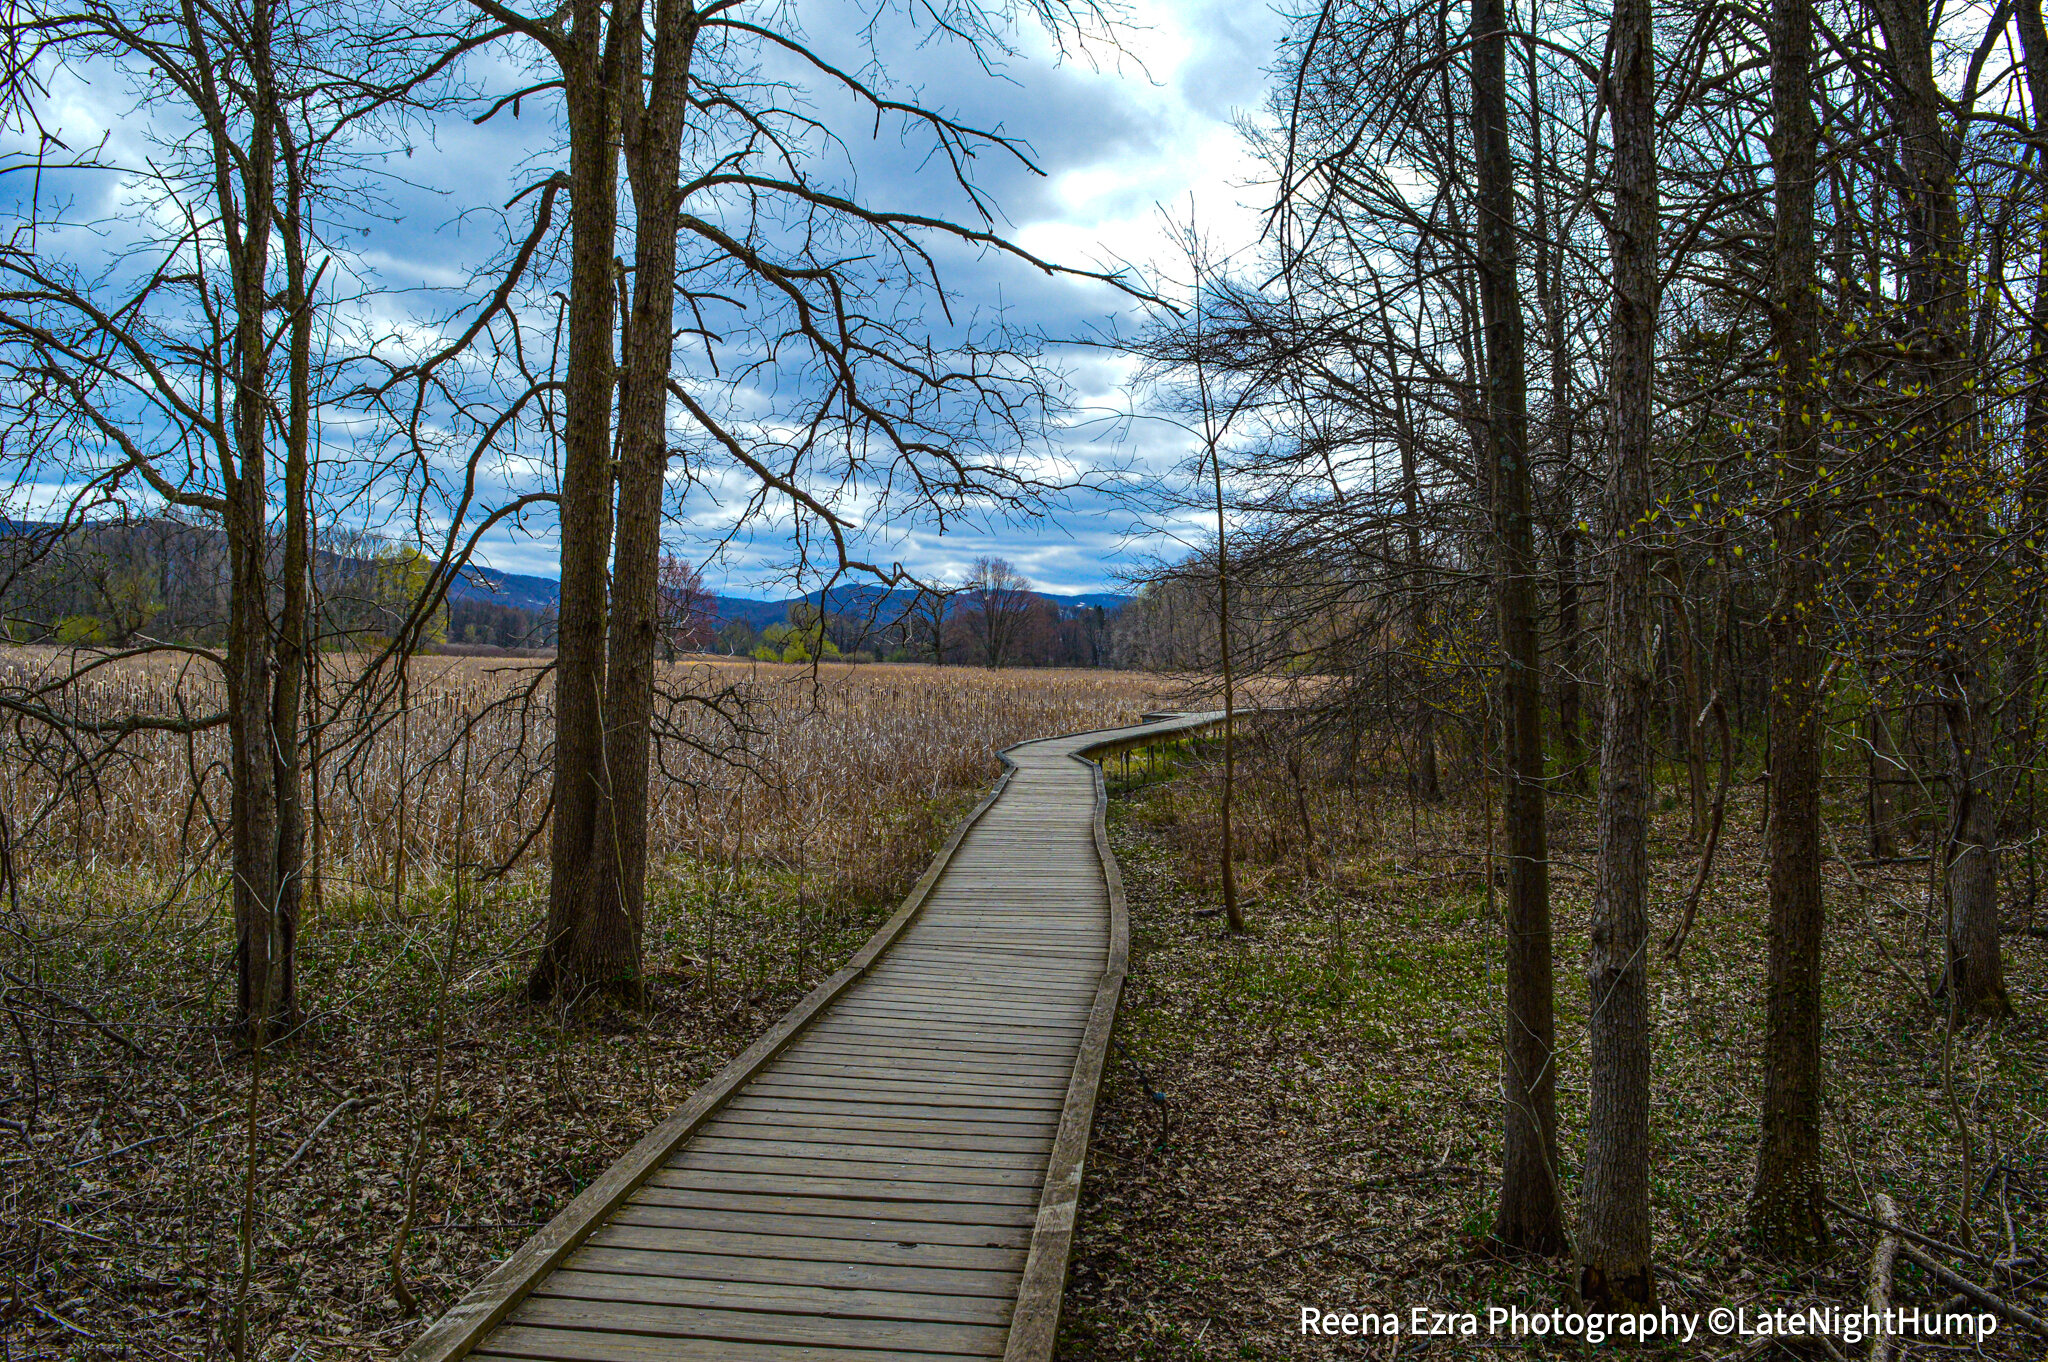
<box><xmin>449</xmin><ymin>565</ymin><xmax>1128</xmax><ymax>627</ymax></box>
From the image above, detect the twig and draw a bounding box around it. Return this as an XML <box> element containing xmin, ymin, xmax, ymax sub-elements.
<box><xmin>0</xmin><ymin>968</ymin><xmax>159</xmax><ymax>1060</ymax></box>
<box><xmin>1664</xmin><ymin>690</ymin><xmax>1730</xmax><ymax>957</ymax></box>
<box><xmin>25</xmin><ymin>1298</ymin><xmax>97</xmax><ymax>1338</ymax></box>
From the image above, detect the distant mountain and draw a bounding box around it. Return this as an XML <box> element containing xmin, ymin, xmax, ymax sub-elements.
<box><xmin>448</xmin><ymin>570</ymin><xmax>1126</xmax><ymax>628</ymax></box>
<box><xmin>447</xmin><ymin>565</ymin><xmax>564</xmax><ymax>614</ymax></box>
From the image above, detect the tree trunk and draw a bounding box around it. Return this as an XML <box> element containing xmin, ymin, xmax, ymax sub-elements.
<box><xmin>1579</xmin><ymin>0</ymin><xmax>1656</xmax><ymax>1306</ymax></box>
<box><xmin>1750</xmin><ymin>0</ymin><xmax>1829</xmax><ymax>1257</ymax></box>
<box><xmin>227</xmin><ymin>25</ymin><xmax>289</xmax><ymax>1038</ymax></box>
<box><xmin>265</xmin><ymin>126</ymin><xmax>315</xmax><ymax>1037</ymax></box>
<box><xmin>2011</xmin><ymin>0</ymin><xmax>2048</xmax><ymax>865</ymax></box>
<box><xmin>594</xmin><ymin>0</ymin><xmax>703</xmax><ymax>1006</ymax></box>
<box><xmin>1211</xmin><ymin>441</ymin><xmax>1244</xmax><ymax>934</ymax></box>
<box><xmin>1528</xmin><ymin>48</ymin><xmax>1585</xmax><ymax>797</ymax></box>
<box><xmin>1866</xmin><ymin>698</ymin><xmax>1901</xmax><ymax>858</ymax></box>
<box><xmin>1554</xmin><ymin>525</ymin><xmax>1585</xmax><ymax>792</ymax></box>
<box><xmin>1472</xmin><ymin>0</ymin><xmax>1560</xmax><ymax>1256</ymax></box>
<box><xmin>1871</xmin><ymin>0</ymin><xmax>2006</xmax><ymax>1021</ymax></box>
<box><xmin>532</xmin><ymin>3</ymin><xmax>632</xmax><ymax>1003</ymax></box>
<box><xmin>1395</xmin><ymin>385</ymin><xmax>1441</xmax><ymax>803</ymax></box>
<box><xmin>1675</xmin><ymin>596</ymin><xmax>1708</xmax><ymax>842</ymax></box>
<box><xmin>1944</xmin><ymin>701</ymin><xmax>2012</xmax><ymax>1014</ymax></box>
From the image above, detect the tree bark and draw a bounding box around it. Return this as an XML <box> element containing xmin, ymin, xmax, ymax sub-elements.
<box><xmin>1472</xmin><ymin>0</ymin><xmax>1560</xmax><ymax>1256</ymax></box>
<box><xmin>1579</xmin><ymin>0</ymin><xmax>1656</xmax><ymax>1305</ymax></box>
<box><xmin>531</xmin><ymin>0</ymin><xmax>632</xmax><ymax>1002</ymax></box>
<box><xmin>1870</xmin><ymin>0</ymin><xmax>2008</xmax><ymax>1019</ymax></box>
<box><xmin>1944</xmin><ymin>704</ymin><xmax>2011</xmax><ymax>1014</ymax></box>
<box><xmin>594</xmin><ymin>0</ymin><xmax>703</xmax><ymax>1005</ymax></box>
<box><xmin>222</xmin><ymin>2</ymin><xmax>290</xmax><ymax>1038</ymax></box>
<box><xmin>1750</xmin><ymin>0</ymin><xmax>1830</xmax><ymax>1257</ymax></box>
<box><xmin>266</xmin><ymin>119</ymin><xmax>316</xmax><ymax>1038</ymax></box>
<box><xmin>2005</xmin><ymin>0</ymin><xmax>2048</xmax><ymax>927</ymax></box>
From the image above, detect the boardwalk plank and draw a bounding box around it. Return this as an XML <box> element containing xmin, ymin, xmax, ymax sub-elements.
<box><xmin>473</xmin><ymin>1326</ymin><xmax>982</xmax><ymax>1361</ymax></box>
<box><xmin>591</xmin><ymin>1221</ymin><xmax>1027</xmax><ymax>1268</ymax></box>
<box><xmin>622</xmin><ymin>1188</ymin><xmax>1037</xmax><ymax>1229</ymax></box>
<box><xmin>504</xmin><ymin>1295</ymin><xmax>1008</xmax><ymax>1354</ymax></box>
<box><xmin>575</xmin><ymin>1210</ymin><xmax>1028</xmax><ymax>1251</ymax></box>
<box><xmin>571</xmin><ymin>1245</ymin><xmax>1021</xmax><ymax>1296</ymax></box>
<box><xmin>536</xmin><ymin>1271</ymin><xmax>1015</xmax><ymax>1325</ymax></box>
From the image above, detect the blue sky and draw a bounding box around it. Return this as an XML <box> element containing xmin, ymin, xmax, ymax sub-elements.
<box><xmin>3</xmin><ymin>0</ymin><xmax>1289</xmax><ymax>598</ymax></box>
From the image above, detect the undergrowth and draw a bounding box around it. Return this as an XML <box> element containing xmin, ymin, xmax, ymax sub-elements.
<box><xmin>1062</xmin><ymin>731</ymin><xmax>2046</xmax><ymax>1359</ymax></box>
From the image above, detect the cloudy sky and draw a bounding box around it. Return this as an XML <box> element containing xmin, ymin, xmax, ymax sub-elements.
<box><xmin>5</xmin><ymin>0</ymin><xmax>1293</xmax><ymax>599</ymax></box>
<box><xmin>648</xmin><ymin>0</ymin><xmax>1294</xmax><ymax>597</ymax></box>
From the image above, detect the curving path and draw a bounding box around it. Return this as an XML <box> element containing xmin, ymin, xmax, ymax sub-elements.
<box><xmin>402</xmin><ymin>711</ymin><xmax>1223</xmax><ymax>1362</ymax></box>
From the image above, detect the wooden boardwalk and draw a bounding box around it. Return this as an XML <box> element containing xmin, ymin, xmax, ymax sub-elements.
<box><xmin>403</xmin><ymin>712</ymin><xmax>1221</xmax><ymax>1362</ymax></box>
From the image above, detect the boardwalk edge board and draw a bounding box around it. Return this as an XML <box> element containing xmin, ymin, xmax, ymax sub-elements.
<box><xmin>999</xmin><ymin>714</ymin><xmax>1218</xmax><ymax>1362</ymax></box>
<box><xmin>397</xmin><ymin>755</ymin><xmax>1022</xmax><ymax>1362</ymax></box>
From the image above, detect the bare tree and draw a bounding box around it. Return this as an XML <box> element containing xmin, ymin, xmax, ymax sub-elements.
<box><xmin>1580</xmin><ymin>0</ymin><xmax>1658</xmax><ymax>1305</ymax></box>
<box><xmin>911</xmin><ymin>578</ymin><xmax>960</xmax><ymax>666</ymax></box>
<box><xmin>417</xmin><ymin>0</ymin><xmax>1136</xmax><ymax>1001</ymax></box>
<box><xmin>0</xmin><ymin>0</ymin><xmax>410</xmax><ymax>1037</ymax></box>
<box><xmin>1471</xmin><ymin>0</ymin><xmax>1562</xmax><ymax>1256</ymax></box>
<box><xmin>656</xmin><ymin>553</ymin><xmax>716</xmax><ymax>660</ymax></box>
<box><xmin>1749</xmin><ymin>0</ymin><xmax>1829</xmax><ymax>1257</ymax></box>
<box><xmin>963</xmin><ymin>556</ymin><xmax>1037</xmax><ymax>669</ymax></box>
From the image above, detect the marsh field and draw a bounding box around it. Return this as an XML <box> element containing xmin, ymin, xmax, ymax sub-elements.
<box><xmin>0</xmin><ymin>656</ymin><xmax>1165</xmax><ymax>1358</ymax></box>
<box><xmin>1</xmin><ymin>659</ymin><xmax>2043</xmax><ymax>1359</ymax></box>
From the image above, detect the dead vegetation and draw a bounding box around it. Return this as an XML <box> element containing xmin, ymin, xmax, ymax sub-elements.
<box><xmin>0</xmin><ymin>658</ymin><xmax>1164</xmax><ymax>1359</ymax></box>
<box><xmin>1063</xmin><ymin>725</ymin><xmax>2046</xmax><ymax>1359</ymax></box>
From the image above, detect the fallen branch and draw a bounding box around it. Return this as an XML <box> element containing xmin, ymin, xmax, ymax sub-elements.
<box><xmin>268</xmin><ymin>1095</ymin><xmax>378</xmax><ymax>1187</ymax></box>
<box><xmin>1851</xmin><ymin>1194</ymin><xmax>2048</xmax><ymax>1342</ymax></box>
<box><xmin>1869</xmin><ymin>1193</ymin><xmax>1902</xmax><ymax>1362</ymax></box>
<box><xmin>1895</xmin><ymin>1241</ymin><xmax>2048</xmax><ymax>1339</ymax></box>
<box><xmin>1</xmin><ymin>969</ymin><xmax>159</xmax><ymax>1060</ymax></box>
<box><xmin>1830</xmin><ymin>1198</ymin><xmax>2007</xmax><ymax>1272</ymax></box>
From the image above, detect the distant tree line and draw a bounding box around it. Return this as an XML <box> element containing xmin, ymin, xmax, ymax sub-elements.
<box><xmin>2</xmin><ymin>528</ymin><xmax>1129</xmax><ymax>668</ymax></box>
<box><xmin>708</xmin><ymin>557</ymin><xmax>1119</xmax><ymax>668</ymax></box>
<box><xmin>1</xmin><ymin>518</ymin><xmax>455</xmax><ymax>650</ymax></box>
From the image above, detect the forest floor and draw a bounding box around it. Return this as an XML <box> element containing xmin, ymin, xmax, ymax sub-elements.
<box><xmin>2</xmin><ymin>830</ymin><xmax>967</xmax><ymax>1360</ymax></box>
<box><xmin>1061</xmin><ymin>742</ymin><xmax>2048</xmax><ymax>1359</ymax></box>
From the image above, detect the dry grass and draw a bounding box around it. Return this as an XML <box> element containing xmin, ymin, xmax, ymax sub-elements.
<box><xmin>0</xmin><ymin>649</ymin><xmax>1165</xmax><ymax>911</ymax></box>
<box><xmin>0</xmin><ymin>657</ymin><xmax>1166</xmax><ymax>1359</ymax></box>
<box><xmin>1063</xmin><ymin>726</ymin><xmax>2047</xmax><ymax>1359</ymax></box>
